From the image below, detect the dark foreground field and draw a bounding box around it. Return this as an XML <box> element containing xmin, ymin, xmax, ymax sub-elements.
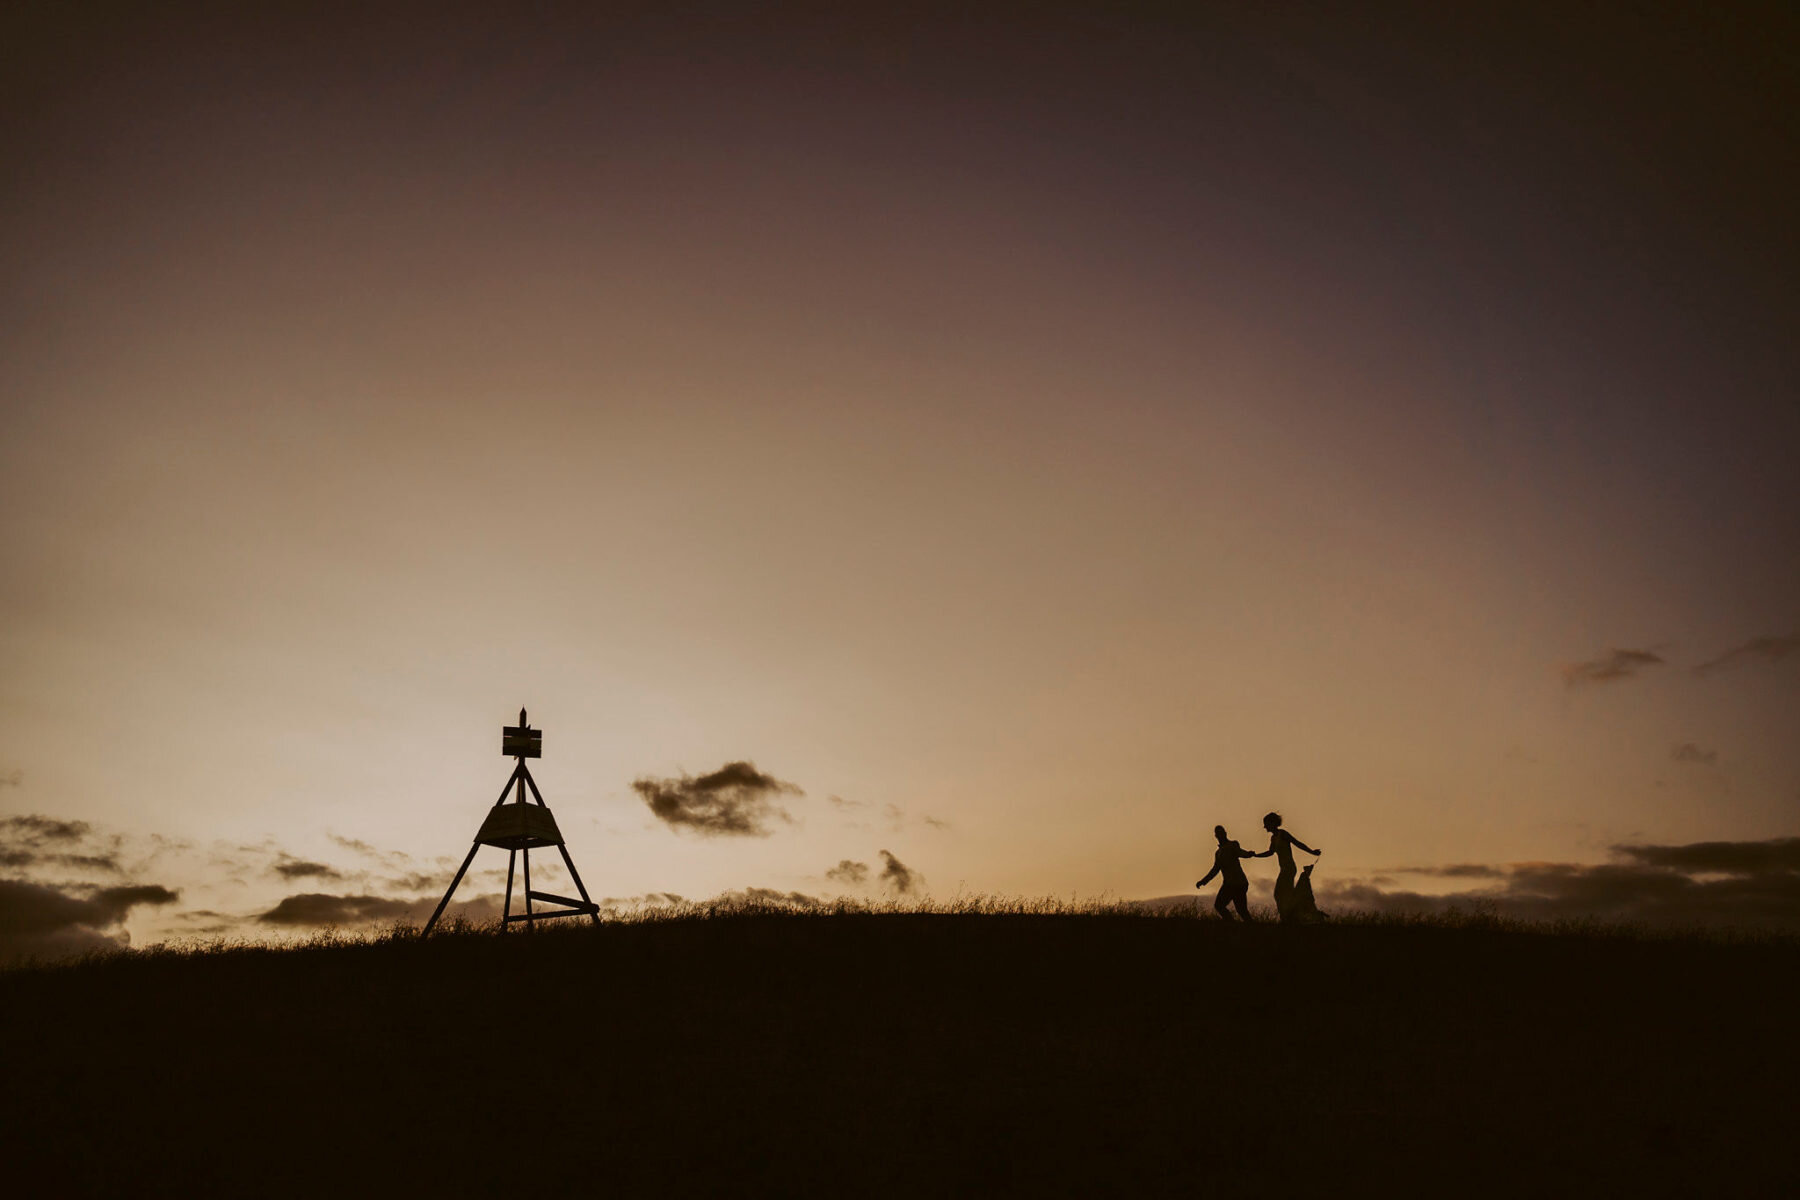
<box><xmin>2</xmin><ymin>906</ymin><xmax>1795</xmax><ymax>1197</ymax></box>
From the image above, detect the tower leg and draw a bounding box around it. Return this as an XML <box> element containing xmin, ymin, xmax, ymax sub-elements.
<box><xmin>523</xmin><ymin>847</ymin><xmax>534</xmax><ymax>926</ymax></box>
<box><xmin>422</xmin><ymin>842</ymin><xmax>480</xmax><ymax>937</ymax></box>
<box><xmin>556</xmin><ymin>843</ymin><xmax>603</xmax><ymax>925</ymax></box>
<box><xmin>502</xmin><ymin>849</ymin><xmax>517</xmax><ymax>931</ymax></box>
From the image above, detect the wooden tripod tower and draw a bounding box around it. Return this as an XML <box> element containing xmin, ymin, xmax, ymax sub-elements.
<box><xmin>422</xmin><ymin>708</ymin><xmax>601</xmax><ymax>935</ymax></box>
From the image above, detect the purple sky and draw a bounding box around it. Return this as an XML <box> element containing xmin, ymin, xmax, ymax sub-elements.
<box><xmin>2</xmin><ymin>2</ymin><xmax>1796</xmax><ymax>949</ymax></box>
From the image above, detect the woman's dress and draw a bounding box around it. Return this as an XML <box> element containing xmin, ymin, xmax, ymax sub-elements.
<box><xmin>1270</xmin><ymin>829</ymin><xmax>1298</xmax><ymax>921</ymax></box>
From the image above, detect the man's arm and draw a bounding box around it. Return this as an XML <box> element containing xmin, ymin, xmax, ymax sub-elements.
<box><xmin>1198</xmin><ymin>866</ymin><xmax>1219</xmax><ymax>887</ymax></box>
<box><xmin>1237</xmin><ymin>847</ymin><xmax>1257</xmax><ymax>859</ymax></box>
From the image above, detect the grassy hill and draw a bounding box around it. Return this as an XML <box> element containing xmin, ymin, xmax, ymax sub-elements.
<box><xmin>2</xmin><ymin>903</ymin><xmax>1793</xmax><ymax>1196</ymax></box>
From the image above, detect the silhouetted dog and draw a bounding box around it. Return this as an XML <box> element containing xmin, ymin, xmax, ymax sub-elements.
<box><xmin>1293</xmin><ymin>863</ymin><xmax>1327</xmax><ymax>922</ymax></box>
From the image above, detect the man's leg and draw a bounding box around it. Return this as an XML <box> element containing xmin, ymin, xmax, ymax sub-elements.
<box><xmin>1229</xmin><ymin>883</ymin><xmax>1251</xmax><ymax>921</ymax></box>
<box><xmin>1214</xmin><ymin>885</ymin><xmax>1236</xmax><ymax>920</ymax></box>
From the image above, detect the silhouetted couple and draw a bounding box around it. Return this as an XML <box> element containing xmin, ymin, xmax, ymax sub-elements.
<box><xmin>1196</xmin><ymin>812</ymin><xmax>1323</xmax><ymax>922</ymax></box>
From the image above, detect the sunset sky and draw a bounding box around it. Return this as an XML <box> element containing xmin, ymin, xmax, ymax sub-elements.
<box><xmin>3</xmin><ymin>2</ymin><xmax>1796</xmax><ymax>955</ymax></box>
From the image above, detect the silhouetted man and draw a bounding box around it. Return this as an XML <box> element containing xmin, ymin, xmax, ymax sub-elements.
<box><xmin>1197</xmin><ymin>825</ymin><xmax>1255</xmax><ymax>921</ymax></box>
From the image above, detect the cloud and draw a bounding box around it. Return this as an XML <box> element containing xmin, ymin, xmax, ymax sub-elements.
<box><xmin>384</xmin><ymin>871</ymin><xmax>448</xmax><ymax>893</ymax></box>
<box><xmin>48</xmin><ymin>852</ymin><xmax>122</xmax><ymax>872</ymax></box>
<box><xmin>1317</xmin><ymin>837</ymin><xmax>1800</xmax><ymax>929</ymax></box>
<box><xmin>1394</xmin><ymin>863</ymin><xmax>1505</xmax><ymax>879</ymax></box>
<box><xmin>825</xmin><ymin>859</ymin><xmax>869</xmax><ymax>885</ymax></box>
<box><xmin>272</xmin><ymin>855</ymin><xmax>346</xmax><ymax>881</ymax></box>
<box><xmin>329</xmin><ymin>834</ymin><xmax>413</xmax><ymax>865</ymax></box>
<box><xmin>0</xmin><ymin>814</ymin><xmax>124</xmax><ymax>874</ymax></box>
<box><xmin>633</xmin><ymin>761</ymin><xmax>801</xmax><ymax>837</ymax></box>
<box><xmin>1</xmin><ymin>814</ymin><xmax>92</xmax><ymax>842</ymax></box>
<box><xmin>1694</xmin><ymin>634</ymin><xmax>1800</xmax><ymax>676</ymax></box>
<box><xmin>257</xmin><ymin>891</ymin><xmax>504</xmax><ymax>928</ymax></box>
<box><xmin>878</xmin><ymin>850</ymin><xmax>921</xmax><ymax>895</ymax></box>
<box><xmin>1671</xmin><ymin>742</ymin><xmax>1718</xmax><ymax>766</ymax></box>
<box><xmin>257</xmin><ymin>893</ymin><xmax>419</xmax><ymax>925</ymax></box>
<box><xmin>874</xmin><ymin>803</ymin><xmax>951</xmax><ymax>833</ymax></box>
<box><xmin>0</xmin><ymin>878</ymin><xmax>180</xmax><ymax>964</ymax></box>
<box><xmin>1613</xmin><ymin>838</ymin><xmax>1800</xmax><ymax>875</ymax></box>
<box><xmin>1561</xmin><ymin>648</ymin><xmax>1664</xmax><ymax>687</ymax></box>
<box><xmin>0</xmin><ymin>768</ymin><xmax>21</xmax><ymax>788</ymax></box>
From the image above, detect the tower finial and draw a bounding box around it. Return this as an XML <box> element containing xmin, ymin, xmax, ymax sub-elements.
<box><xmin>520</xmin><ymin>706</ymin><xmax>528</xmax><ymax>727</ymax></box>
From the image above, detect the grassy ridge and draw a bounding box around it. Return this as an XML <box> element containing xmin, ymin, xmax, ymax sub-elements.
<box><xmin>3</xmin><ymin>903</ymin><xmax>1794</xmax><ymax>1196</ymax></box>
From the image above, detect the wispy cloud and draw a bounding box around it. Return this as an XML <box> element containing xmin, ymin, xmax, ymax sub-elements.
<box><xmin>328</xmin><ymin>834</ymin><xmax>413</xmax><ymax>866</ymax></box>
<box><xmin>271</xmin><ymin>855</ymin><xmax>346</xmax><ymax>881</ymax></box>
<box><xmin>1</xmin><ymin>814</ymin><xmax>92</xmax><ymax>842</ymax></box>
<box><xmin>1694</xmin><ymin>634</ymin><xmax>1800</xmax><ymax>676</ymax></box>
<box><xmin>1561</xmin><ymin>648</ymin><xmax>1664</xmax><ymax>687</ymax></box>
<box><xmin>633</xmin><ymin>762</ymin><xmax>801</xmax><ymax>837</ymax></box>
<box><xmin>825</xmin><ymin>859</ymin><xmax>869</xmax><ymax>885</ymax></box>
<box><xmin>1671</xmin><ymin>742</ymin><xmax>1718</xmax><ymax>766</ymax></box>
<box><xmin>1392</xmin><ymin>863</ymin><xmax>1505</xmax><ymax>879</ymax></box>
<box><xmin>0</xmin><ymin>814</ymin><xmax>123</xmax><ymax>874</ymax></box>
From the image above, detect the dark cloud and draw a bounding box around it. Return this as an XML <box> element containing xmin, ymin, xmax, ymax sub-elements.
<box><xmin>272</xmin><ymin>856</ymin><xmax>346</xmax><ymax>881</ymax></box>
<box><xmin>48</xmin><ymin>852</ymin><xmax>122</xmax><ymax>872</ymax></box>
<box><xmin>1396</xmin><ymin>863</ymin><xmax>1505</xmax><ymax>879</ymax></box>
<box><xmin>1694</xmin><ymin>634</ymin><xmax>1800</xmax><ymax>676</ymax></box>
<box><xmin>1671</xmin><ymin>742</ymin><xmax>1719</xmax><ymax>766</ymax></box>
<box><xmin>1614</xmin><ymin>838</ymin><xmax>1800</xmax><ymax>875</ymax></box>
<box><xmin>1561</xmin><ymin>648</ymin><xmax>1664</xmax><ymax>687</ymax></box>
<box><xmin>633</xmin><ymin>761</ymin><xmax>801</xmax><ymax>837</ymax></box>
<box><xmin>827</xmin><ymin>795</ymin><xmax>866</xmax><ymax>810</ymax></box>
<box><xmin>257</xmin><ymin>893</ymin><xmax>418</xmax><ymax>926</ymax></box>
<box><xmin>257</xmin><ymin>891</ymin><xmax>503</xmax><ymax>928</ymax></box>
<box><xmin>0</xmin><ymin>768</ymin><xmax>21</xmax><ymax>788</ymax></box>
<box><xmin>878</xmin><ymin>850</ymin><xmax>921</xmax><ymax>895</ymax></box>
<box><xmin>0</xmin><ymin>815</ymin><xmax>123</xmax><ymax>875</ymax></box>
<box><xmin>1319</xmin><ymin>837</ymin><xmax>1800</xmax><ymax>930</ymax></box>
<box><xmin>91</xmin><ymin>885</ymin><xmax>181</xmax><ymax>913</ymax></box>
<box><xmin>0</xmin><ymin>879</ymin><xmax>180</xmax><ymax>964</ymax></box>
<box><xmin>1</xmin><ymin>814</ymin><xmax>92</xmax><ymax>842</ymax></box>
<box><xmin>921</xmin><ymin>816</ymin><xmax>951</xmax><ymax>831</ymax></box>
<box><xmin>825</xmin><ymin>859</ymin><xmax>869</xmax><ymax>885</ymax></box>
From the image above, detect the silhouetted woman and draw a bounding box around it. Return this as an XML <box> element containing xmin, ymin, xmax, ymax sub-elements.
<box><xmin>1255</xmin><ymin>811</ymin><xmax>1320</xmax><ymax>923</ymax></box>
